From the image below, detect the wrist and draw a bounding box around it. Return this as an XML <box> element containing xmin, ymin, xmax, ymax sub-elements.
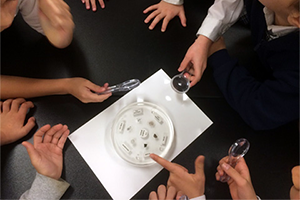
<box><xmin>195</xmin><ymin>35</ymin><xmax>213</xmax><ymax>49</ymax></box>
<box><xmin>62</xmin><ymin>78</ymin><xmax>73</xmax><ymax>95</ymax></box>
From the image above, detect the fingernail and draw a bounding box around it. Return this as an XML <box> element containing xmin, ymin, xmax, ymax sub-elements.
<box><xmin>222</xmin><ymin>163</ymin><xmax>230</xmax><ymax>170</ymax></box>
<box><xmin>161</xmin><ymin>29</ymin><xmax>165</xmax><ymax>32</ymax></box>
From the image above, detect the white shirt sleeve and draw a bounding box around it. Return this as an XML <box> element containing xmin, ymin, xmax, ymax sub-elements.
<box><xmin>162</xmin><ymin>0</ymin><xmax>184</xmax><ymax>5</ymax></box>
<box><xmin>197</xmin><ymin>0</ymin><xmax>244</xmax><ymax>41</ymax></box>
<box><xmin>190</xmin><ymin>194</ymin><xmax>206</xmax><ymax>200</ymax></box>
<box><xmin>17</xmin><ymin>0</ymin><xmax>44</xmax><ymax>34</ymax></box>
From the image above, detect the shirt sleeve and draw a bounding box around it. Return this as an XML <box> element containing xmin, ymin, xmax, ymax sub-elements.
<box><xmin>18</xmin><ymin>0</ymin><xmax>44</xmax><ymax>34</ymax></box>
<box><xmin>197</xmin><ymin>0</ymin><xmax>244</xmax><ymax>41</ymax></box>
<box><xmin>20</xmin><ymin>172</ymin><xmax>70</xmax><ymax>200</ymax></box>
<box><xmin>190</xmin><ymin>195</ymin><xmax>206</xmax><ymax>200</ymax></box>
<box><xmin>162</xmin><ymin>0</ymin><xmax>184</xmax><ymax>5</ymax></box>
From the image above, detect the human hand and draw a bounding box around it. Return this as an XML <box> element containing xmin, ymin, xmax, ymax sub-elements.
<box><xmin>143</xmin><ymin>1</ymin><xmax>186</xmax><ymax>32</ymax></box>
<box><xmin>149</xmin><ymin>184</ymin><xmax>184</xmax><ymax>200</ymax></box>
<box><xmin>216</xmin><ymin>156</ymin><xmax>257</xmax><ymax>200</ymax></box>
<box><xmin>1</xmin><ymin>0</ymin><xmax>19</xmax><ymax>31</ymax></box>
<box><xmin>150</xmin><ymin>154</ymin><xmax>205</xmax><ymax>199</ymax></box>
<box><xmin>178</xmin><ymin>35</ymin><xmax>213</xmax><ymax>87</ymax></box>
<box><xmin>208</xmin><ymin>36</ymin><xmax>226</xmax><ymax>57</ymax></box>
<box><xmin>22</xmin><ymin>124</ymin><xmax>70</xmax><ymax>180</ymax></box>
<box><xmin>66</xmin><ymin>77</ymin><xmax>112</xmax><ymax>103</ymax></box>
<box><xmin>38</xmin><ymin>0</ymin><xmax>75</xmax><ymax>48</ymax></box>
<box><xmin>0</xmin><ymin>98</ymin><xmax>35</xmax><ymax>146</ymax></box>
<box><xmin>290</xmin><ymin>166</ymin><xmax>300</xmax><ymax>200</ymax></box>
<box><xmin>81</xmin><ymin>0</ymin><xmax>105</xmax><ymax>11</ymax></box>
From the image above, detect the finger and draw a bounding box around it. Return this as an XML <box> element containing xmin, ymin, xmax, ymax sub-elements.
<box><xmin>166</xmin><ymin>186</ymin><xmax>177</xmax><ymax>199</ymax></box>
<box><xmin>2</xmin><ymin>99</ymin><xmax>13</xmax><ymax>113</ymax></box>
<box><xmin>86</xmin><ymin>80</ymin><xmax>105</xmax><ymax>93</ymax></box>
<box><xmin>221</xmin><ymin>162</ymin><xmax>245</xmax><ymax>186</ymax></box>
<box><xmin>149</xmin><ymin>191</ymin><xmax>158</xmax><ymax>200</ymax></box>
<box><xmin>57</xmin><ymin>129</ymin><xmax>70</xmax><ymax>149</ymax></box>
<box><xmin>21</xmin><ymin>117</ymin><xmax>36</xmax><ymax>135</ymax></box>
<box><xmin>178</xmin><ymin>11</ymin><xmax>186</xmax><ymax>27</ymax></box>
<box><xmin>144</xmin><ymin>10</ymin><xmax>159</xmax><ymax>24</ymax></box>
<box><xmin>98</xmin><ymin>0</ymin><xmax>105</xmax><ymax>9</ymax></box>
<box><xmin>51</xmin><ymin>124</ymin><xmax>68</xmax><ymax>145</ymax></box>
<box><xmin>195</xmin><ymin>155</ymin><xmax>205</xmax><ymax>177</ymax></box>
<box><xmin>149</xmin><ymin>14</ymin><xmax>164</xmax><ymax>30</ymax></box>
<box><xmin>178</xmin><ymin>56</ymin><xmax>191</xmax><ymax>73</ymax></box>
<box><xmin>190</xmin><ymin>75</ymin><xmax>200</xmax><ymax>87</ymax></box>
<box><xmin>161</xmin><ymin>16</ymin><xmax>171</xmax><ymax>32</ymax></box>
<box><xmin>18</xmin><ymin>101</ymin><xmax>34</xmax><ymax>116</ymax></box>
<box><xmin>157</xmin><ymin>185</ymin><xmax>167</xmax><ymax>200</ymax></box>
<box><xmin>215</xmin><ymin>171</ymin><xmax>221</xmax><ymax>181</ymax></box>
<box><xmin>85</xmin><ymin>0</ymin><xmax>90</xmax><ymax>9</ymax></box>
<box><xmin>217</xmin><ymin>164</ymin><xmax>225</xmax><ymax>177</ymax></box>
<box><xmin>22</xmin><ymin>141</ymin><xmax>39</xmax><ymax>162</ymax></box>
<box><xmin>10</xmin><ymin>98</ymin><xmax>26</xmax><ymax>112</ymax></box>
<box><xmin>143</xmin><ymin>4</ymin><xmax>158</xmax><ymax>14</ymax></box>
<box><xmin>42</xmin><ymin>124</ymin><xmax>63</xmax><ymax>143</ymax></box>
<box><xmin>90</xmin><ymin>0</ymin><xmax>96</xmax><ymax>11</ymax></box>
<box><xmin>33</xmin><ymin>124</ymin><xmax>51</xmax><ymax>145</ymax></box>
<box><xmin>150</xmin><ymin>154</ymin><xmax>175</xmax><ymax>172</ymax></box>
<box><xmin>83</xmin><ymin>92</ymin><xmax>112</xmax><ymax>103</ymax></box>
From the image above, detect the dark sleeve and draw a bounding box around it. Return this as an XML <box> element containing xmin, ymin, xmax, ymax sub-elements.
<box><xmin>208</xmin><ymin>49</ymin><xmax>299</xmax><ymax>130</ymax></box>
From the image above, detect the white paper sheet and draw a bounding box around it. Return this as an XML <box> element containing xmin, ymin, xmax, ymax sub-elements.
<box><xmin>69</xmin><ymin>69</ymin><xmax>213</xmax><ymax>199</ymax></box>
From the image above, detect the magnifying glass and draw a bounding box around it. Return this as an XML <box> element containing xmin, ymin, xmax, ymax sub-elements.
<box><xmin>171</xmin><ymin>71</ymin><xmax>191</xmax><ymax>93</ymax></box>
<box><xmin>98</xmin><ymin>79</ymin><xmax>141</xmax><ymax>94</ymax></box>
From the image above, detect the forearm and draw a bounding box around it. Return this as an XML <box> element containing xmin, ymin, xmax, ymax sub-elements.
<box><xmin>0</xmin><ymin>75</ymin><xmax>71</xmax><ymax>100</ymax></box>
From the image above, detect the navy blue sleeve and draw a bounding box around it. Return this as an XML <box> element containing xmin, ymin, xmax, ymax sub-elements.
<box><xmin>208</xmin><ymin>49</ymin><xmax>299</xmax><ymax>130</ymax></box>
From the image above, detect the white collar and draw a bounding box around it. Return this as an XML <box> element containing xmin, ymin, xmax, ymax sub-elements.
<box><xmin>263</xmin><ymin>7</ymin><xmax>298</xmax><ymax>38</ymax></box>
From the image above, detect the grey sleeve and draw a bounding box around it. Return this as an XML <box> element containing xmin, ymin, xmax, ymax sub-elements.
<box><xmin>18</xmin><ymin>0</ymin><xmax>44</xmax><ymax>34</ymax></box>
<box><xmin>20</xmin><ymin>173</ymin><xmax>70</xmax><ymax>200</ymax></box>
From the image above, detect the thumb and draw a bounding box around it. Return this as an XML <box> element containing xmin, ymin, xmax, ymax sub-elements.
<box><xmin>22</xmin><ymin>141</ymin><xmax>39</xmax><ymax>162</ymax></box>
<box><xmin>195</xmin><ymin>155</ymin><xmax>205</xmax><ymax>177</ymax></box>
<box><xmin>221</xmin><ymin>163</ymin><xmax>244</xmax><ymax>185</ymax></box>
<box><xmin>86</xmin><ymin>81</ymin><xmax>106</xmax><ymax>93</ymax></box>
<box><xmin>22</xmin><ymin>117</ymin><xmax>36</xmax><ymax>135</ymax></box>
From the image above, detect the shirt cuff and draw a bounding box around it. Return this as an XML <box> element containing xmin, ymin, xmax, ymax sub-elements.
<box><xmin>190</xmin><ymin>194</ymin><xmax>206</xmax><ymax>200</ymax></box>
<box><xmin>197</xmin><ymin>17</ymin><xmax>226</xmax><ymax>42</ymax></box>
<box><xmin>163</xmin><ymin>0</ymin><xmax>184</xmax><ymax>5</ymax></box>
<box><xmin>20</xmin><ymin>172</ymin><xmax>70</xmax><ymax>200</ymax></box>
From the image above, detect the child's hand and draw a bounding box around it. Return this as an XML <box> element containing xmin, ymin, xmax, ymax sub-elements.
<box><xmin>66</xmin><ymin>77</ymin><xmax>112</xmax><ymax>103</ymax></box>
<box><xmin>216</xmin><ymin>156</ymin><xmax>257</xmax><ymax>200</ymax></box>
<box><xmin>149</xmin><ymin>185</ymin><xmax>184</xmax><ymax>200</ymax></box>
<box><xmin>178</xmin><ymin>35</ymin><xmax>213</xmax><ymax>87</ymax></box>
<box><xmin>143</xmin><ymin>1</ymin><xmax>186</xmax><ymax>32</ymax></box>
<box><xmin>0</xmin><ymin>98</ymin><xmax>35</xmax><ymax>145</ymax></box>
<box><xmin>38</xmin><ymin>0</ymin><xmax>75</xmax><ymax>48</ymax></box>
<box><xmin>22</xmin><ymin>124</ymin><xmax>69</xmax><ymax>180</ymax></box>
<box><xmin>150</xmin><ymin>154</ymin><xmax>205</xmax><ymax>199</ymax></box>
<box><xmin>290</xmin><ymin>166</ymin><xmax>300</xmax><ymax>200</ymax></box>
<box><xmin>81</xmin><ymin>0</ymin><xmax>105</xmax><ymax>11</ymax></box>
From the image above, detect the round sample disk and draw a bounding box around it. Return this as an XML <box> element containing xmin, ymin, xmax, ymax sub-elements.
<box><xmin>111</xmin><ymin>102</ymin><xmax>174</xmax><ymax>166</ymax></box>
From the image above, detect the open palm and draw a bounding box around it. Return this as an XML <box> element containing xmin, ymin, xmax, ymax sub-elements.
<box><xmin>22</xmin><ymin>124</ymin><xmax>69</xmax><ymax>180</ymax></box>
